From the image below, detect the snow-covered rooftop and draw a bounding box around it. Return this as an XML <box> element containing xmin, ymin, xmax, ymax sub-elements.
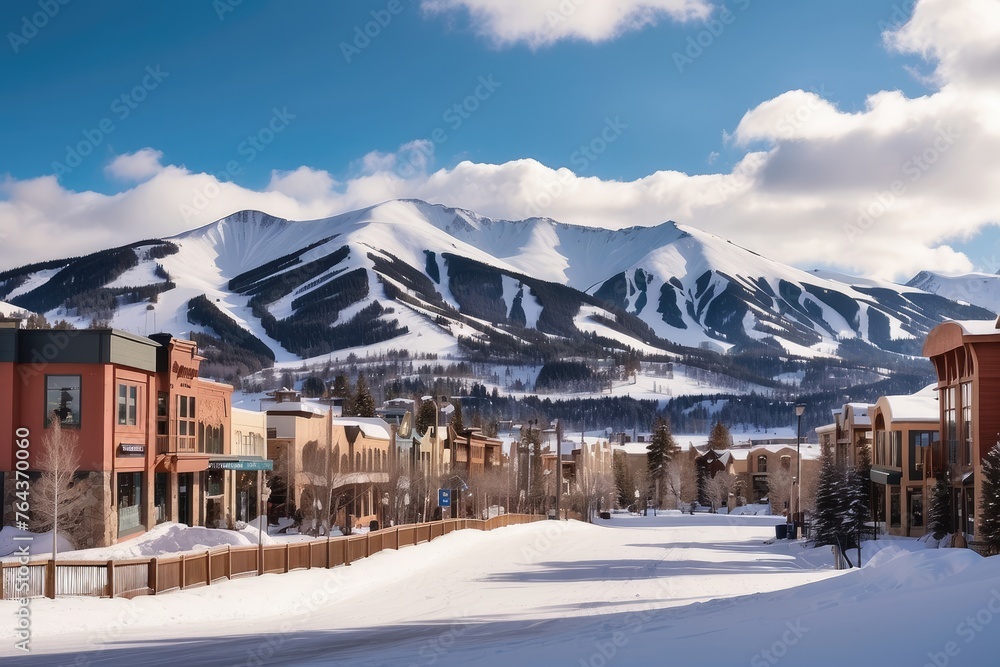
<box><xmin>878</xmin><ymin>395</ymin><xmax>939</xmax><ymax>423</ymax></box>
<box><xmin>335</xmin><ymin>417</ymin><xmax>392</xmax><ymax>441</ymax></box>
<box><xmin>953</xmin><ymin>318</ymin><xmax>1000</xmax><ymax>336</ymax></box>
<box><xmin>263</xmin><ymin>401</ymin><xmax>328</xmax><ymax>416</ymax></box>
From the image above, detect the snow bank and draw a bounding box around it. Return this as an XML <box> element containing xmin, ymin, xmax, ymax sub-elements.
<box><xmin>51</xmin><ymin>522</ymin><xmax>279</xmax><ymax>561</ymax></box>
<box><xmin>0</xmin><ymin>526</ymin><xmax>74</xmax><ymax>559</ymax></box>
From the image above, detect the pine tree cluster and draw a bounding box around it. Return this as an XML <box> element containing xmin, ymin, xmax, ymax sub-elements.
<box><xmin>811</xmin><ymin>444</ymin><xmax>871</xmax><ymax>553</ymax></box>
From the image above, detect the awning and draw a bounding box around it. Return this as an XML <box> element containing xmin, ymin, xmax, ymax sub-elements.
<box><xmin>208</xmin><ymin>456</ymin><xmax>273</xmax><ymax>471</ymax></box>
<box><xmin>870</xmin><ymin>468</ymin><xmax>902</xmax><ymax>485</ymax></box>
<box><xmin>154</xmin><ymin>454</ymin><xmax>211</xmax><ymax>473</ymax></box>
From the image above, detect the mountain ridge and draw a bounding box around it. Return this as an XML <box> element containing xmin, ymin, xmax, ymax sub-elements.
<box><xmin>0</xmin><ymin>200</ymin><xmax>994</xmax><ymax>371</ymax></box>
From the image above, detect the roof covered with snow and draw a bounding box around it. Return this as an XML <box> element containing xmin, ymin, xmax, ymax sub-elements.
<box><xmin>844</xmin><ymin>403</ymin><xmax>871</xmax><ymax>426</ymax></box>
<box><xmin>264</xmin><ymin>401</ymin><xmax>328</xmax><ymax>416</ymax></box>
<box><xmin>876</xmin><ymin>395</ymin><xmax>939</xmax><ymax>423</ymax></box>
<box><xmin>334</xmin><ymin>417</ymin><xmax>392</xmax><ymax>441</ymax></box>
<box><xmin>953</xmin><ymin>318</ymin><xmax>1000</xmax><ymax>336</ymax></box>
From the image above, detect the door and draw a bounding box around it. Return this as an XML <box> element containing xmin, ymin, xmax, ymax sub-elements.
<box><xmin>178</xmin><ymin>473</ymin><xmax>193</xmax><ymax>526</ymax></box>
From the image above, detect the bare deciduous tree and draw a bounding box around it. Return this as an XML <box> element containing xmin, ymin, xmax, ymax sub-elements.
<box><xmin>32</xmin><ymin>417</ymin><xmax>83</xmax><ymax>555</ymax></box>
<box><xmin>299</xmin><ymin>437</ymin><xmax>346</xmax><ymax>536</ymax></box>
<box><xmin>703</xmin><ymin>472</ymin><xmax>738</xmax><ymax>513</ymax></box>
<box><xmin>766</xmin><ymin>466</ymin><xmax>794</xmax><ymax>517</ymax></box>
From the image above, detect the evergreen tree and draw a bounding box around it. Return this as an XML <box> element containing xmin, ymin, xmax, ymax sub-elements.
<box><xmin>301</xmin><ymin>375</ymin><xmax>325</xmax><ymax>398</ymax></box>
<box><xmin>707</xmin><ymin>421</ymin><xmax>732</xmax><ymax>450</ymax></box>
<box><xmin>855</xmin><ymin>438</ymin><xmax>873</xmax><ymax>519</ymax></box>
<box><xmin>812</xmin><ymin>444</ymin><xmax>847</xmax><ymax>548</ymax></box>
<box><xmin>451</xmin><ymin>400</ymin><xmax>465</xmax><ymax>433</ymax></box>
<box><xmin>927</xmin><ymin>473</ymin><xmax>952</xmax><ymax>540</ymax></box>
<box><xmin>647</xmin><ymin>417</ymin><xmax>679</xmax><ymax>508</ymax></box>
<box><xmin>330</xmin><ymin>374</ymin><xmax>350</xmax><ymax>398</ymax></box>
<box><xmin>979</xmin><ymin>442</ymin><xmax>1000</xmax><ymax>555</ymax></box>
<box><xmin>416</xmin><ymin>399</ymin><xmax>437</xmax><ymax>435</ymax></box>
<box><xmin>353</xmin><ymin>372</ymin><xmax>376</xmax><ymax>417</ymax></box>
<box><xmin>843</xmin><ymin>460</ymin><xmax>870</xmax><ymax>551</ymax></box>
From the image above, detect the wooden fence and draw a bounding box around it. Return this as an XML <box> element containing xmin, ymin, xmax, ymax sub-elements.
<box><xmin>0</xmin><ymin>514</ymin><xmax>542</xmax><ymax>600</ymax></box>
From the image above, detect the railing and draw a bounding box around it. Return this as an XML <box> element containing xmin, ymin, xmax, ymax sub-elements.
<box><xmin>156</xmin><ymin>435</ymin><xmax>196</xmax><ymax>454</ymax></box>
<box><xmin>0</xmin><ymin>514</ymin><xmax>543</xmax><ymax>600</ymax></box>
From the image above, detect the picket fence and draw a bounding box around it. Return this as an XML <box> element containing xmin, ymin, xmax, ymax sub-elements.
<box><xmin>1</xmin><ymin>514</ymin><xmax>543</xmax><ymax>600</ymax></box>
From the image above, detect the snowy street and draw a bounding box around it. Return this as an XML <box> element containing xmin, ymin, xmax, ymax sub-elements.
<box><xmin>5</xmin><ymin>515</ymin><xmax>1000</xmax><ymax>666</ymax></box>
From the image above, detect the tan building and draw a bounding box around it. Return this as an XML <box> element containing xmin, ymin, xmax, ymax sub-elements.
<box><xmin>869</xmin><ymin>391</ymin><xmax>939</xmax><ymax>537</ymax></box>
<box><xmin>226</xmin><ymin>407</ymin><xmax>268</xmax><ymax>524</ymax></box>
<box><xmin>924</xmin><ymin>317</ymin><xmax>1000</xmax><ymax>540</ymax></box>
<box><xmin>264</xmin><ymin>389</ymin><xmax>395</xmax><ymax>530</ymax></box>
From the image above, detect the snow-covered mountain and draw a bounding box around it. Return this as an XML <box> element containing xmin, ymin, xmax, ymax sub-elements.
<box><xmin>0</xmin><ymin>200</ymin><xmax>993</xmax><ymax>365</ymax></box>
<box><xmin>906</xmin><ymin>270</ymin><xmax>1000</xmax><ymax>316</ymax></box>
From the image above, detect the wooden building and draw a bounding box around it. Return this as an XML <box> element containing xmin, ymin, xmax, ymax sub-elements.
<box><xmin>923</xmin><ymin>317</ymin><xmax>1000</xmax><ymax>540</ymax></box>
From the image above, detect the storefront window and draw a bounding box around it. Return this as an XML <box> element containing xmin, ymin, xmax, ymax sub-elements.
<box><xmin>205</xmin><ymin>470</ymin><xmax>225</xmax><ymax>528</ymax></box>
<box><xmin>46</xmin><ymin>375</ymin><xmax>81</xmax><ymax>427</ymax></box>
<box><xmin>117</xmin><ymin>472</ymin><xmax>143</xmax><ymax>534</ymax></box>
<box><xmin>154</xmin><ymin>472</ymin><xmax>169</xmax><ymax>524</ymax></box>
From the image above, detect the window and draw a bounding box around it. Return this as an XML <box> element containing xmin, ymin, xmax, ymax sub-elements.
<box><xmin>757</xmin><ymin>455</ymin><xmax>768</xmax><ymax>473</ymax></box>
<box><xmin>890</xmin><ymin>487</ymin><xmax>901</xmax><ymax>527</ymax></box>
<box><xmin>961</xmin><ymin>382</ymin><xmax>972</xmax><ymax>467</ymax></box>
<box><xmin>156</xmin><ymin>393</ymin><xmax>168</xmax><ymax>436</ymax></box>
<box><xmin>780</xmin><ymin>456</ymin><xmax>791</xmax><ymax>470</ymax></box>
<box><xmin>909</xmin><ymin>431</ymin><xmax>937</xmax><ymax>480</ymax></box>
<box><xmin>45</xmin><ymin>375</ymin><xmax>81</xmax><ymax>427</ymax></box>
<box><xmin>198</xmin><ymin>423</ymin><xmax>224</xmax><ymax>454</ymax></box>
<box><xmin>117</xmin><ymin>384</ymin><xmax>139</xmax><ymax>426</ymax></box>
<box><xmin>176</xmin><ymin>395</ymin><xmax>195</xmax><ymax>450</ymax></box>
<box><xmin>910</xmin><ymin>491</ymin><xmax>924</xmax><ymax>528</ymax></box>
<box><xmin>944</xmin><ymin>387</ymin><xmax>958</xmax><ymax>464</ymax></box>
<box><xmin>875</xmin><ymin>430</ymin><xmax>902</xmax><ymax>467</ymax></box>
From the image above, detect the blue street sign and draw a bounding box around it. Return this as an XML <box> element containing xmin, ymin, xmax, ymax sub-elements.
<box><xmin>438</xmin><ymin>489</ymin><xmax>451</xmax><ymax>507</ymax></box>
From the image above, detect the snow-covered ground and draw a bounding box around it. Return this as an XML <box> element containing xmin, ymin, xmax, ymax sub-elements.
<box><xmin>4</xmin><ymin>515</ymin><xmax>998</xmax><ymax>666</ymax></box>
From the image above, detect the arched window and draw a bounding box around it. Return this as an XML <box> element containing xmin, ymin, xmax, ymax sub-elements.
<box><xmin>332</xmin><ymin>446</ymin><xmax>341</xmax><ymax>472</ymax></box>
<box><xmin>780</xmin><ymin>455</ymin><xmax>791</xmax><ymax>470</ymax></box>
<box><xmin>757</xmin><ymin>455</ymin><xmax>768</xmax><ymax>473</ymax></box>
<box><xmin>342</xmin><ymin>454</ymin><xmax>349</xmax><ymax>471</ymax></box>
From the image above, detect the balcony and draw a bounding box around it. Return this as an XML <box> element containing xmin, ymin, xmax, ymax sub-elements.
<box><xmin>157</xmin><ymin>435</ymin><xmax>196</xmax><ymax>455</ymax></box>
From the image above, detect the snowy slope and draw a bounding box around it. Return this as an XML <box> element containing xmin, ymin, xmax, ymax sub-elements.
<box><xmin>907</xmin><ymin>270</ymin><xmax>1000</xmax><ymax>315</ymax></box>
<box><xmin>0</xmin><ymin>200</ymin><xmax>993</xmax><ymax>363</ymax></box>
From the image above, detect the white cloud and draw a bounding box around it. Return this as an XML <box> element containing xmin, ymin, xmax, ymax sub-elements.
<box><xmin>420</xmin><ymin>0</ymin><xmax>712</xmax><ymax>48</ymax></box>
<box><xmin>104</xmin><ymin>148</ymin><xmax>165</xmax><ymax>182</ymax></box>
<box><xmin>267</xmin><ymin>166</ymin><xmax>338</xmax><ymax>202</ymax></box>
<box><xmin>2</xmin><ymin>0</ymin><xmax>999</xmax><ymax>284</ymax></box>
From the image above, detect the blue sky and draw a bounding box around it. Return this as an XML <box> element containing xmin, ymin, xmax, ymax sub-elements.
<box><xmin>0</xmin><ymin>0</ymin><xmax>997</xmax><ymax>280</ymax></box>
<box><xmin>2</xmin><ymin>0</ymin><xmax>925</xmax><ymax>190</ymax></box>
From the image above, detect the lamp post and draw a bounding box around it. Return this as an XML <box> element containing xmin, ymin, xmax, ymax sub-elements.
<box><xmin>795</xmin><ymin>403</ymin><xmax>806</xmax><ymax>537</ymax></box>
